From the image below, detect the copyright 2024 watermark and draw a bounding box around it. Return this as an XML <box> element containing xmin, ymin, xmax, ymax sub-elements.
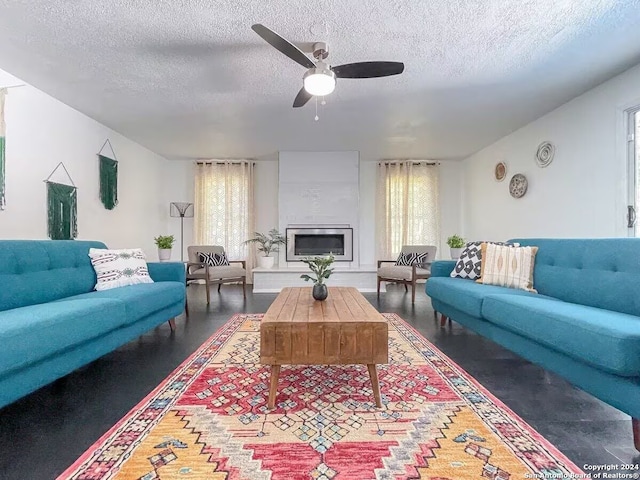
<box><xmin>524</xmin><ymin>464</ymin><xmax>640</xmax><ymax>479</ymax></box>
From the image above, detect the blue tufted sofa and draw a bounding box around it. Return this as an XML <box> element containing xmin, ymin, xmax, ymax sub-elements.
<box><xmin>0</xmin><ymin>240</ymin><xmax>186</xmax><ymax>409</ymax></box>
<box><xmin>426</xmin><ymin>238</ymin><xmax>640</xmax><ymax>450</ymax></box>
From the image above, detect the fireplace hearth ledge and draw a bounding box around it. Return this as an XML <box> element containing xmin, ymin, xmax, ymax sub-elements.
<box><xmin>252</xmin><ymin>264</ymin><xmax>382</xmax><ymax>293</ymax></box>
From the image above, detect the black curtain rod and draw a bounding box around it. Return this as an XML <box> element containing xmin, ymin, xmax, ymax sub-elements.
<box><xmin>379</xmin><ymin>161</ymin><xmax>438</xmax><ymax>166</ymax></box>
<box><xmin>195</xmin><ymin>160</ymin><xmax>256</xmax><ymax>165</ymax></box>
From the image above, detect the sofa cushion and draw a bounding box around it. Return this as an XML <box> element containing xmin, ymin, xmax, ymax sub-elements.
<box><xmin>190</xmin><ymin>265</ymin><xmax>246</xmax><ymax>280</ymax></box>
<box><xmin>63</xmin><ymin>282</ymin><xmax>185</xmax><ymax>323</ymax></box>
<box><xmin>0</xmin><ymin>240</ymin><xmax>106</xmax><ymax>311</ymax></box>
<box><xmin>510</xmin><ymin>238</ymin><xmax>640</xmax><ymax>317</ymax></box>
<box><xmin>482</xmin><ymin>294</ymin><xmax>640</xmax><ymax>377</ymax></box>
<box><xmin>426</xmin><ymin>277</ymin><xmax>545</xmax><ymax>318</ymax></box>
<box><xmin>0</xmin><ymin>298</ymin><xmax>126</xmax><ymax>378</ymax></box>
<box><xmin>379</xmin><ymin>265</ymin><xmax>430</xmax><ymax>281</ymax></box>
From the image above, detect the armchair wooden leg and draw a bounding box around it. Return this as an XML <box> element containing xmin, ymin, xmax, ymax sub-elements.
<box><xmin>242</xmin><ymin>278</ymin><xmax>246</xmax><ymax>299</ymax></box>
<box><xmin>218</xmin><ymin>282</ymin><xmax>221</xmax><ymax>292</ymax></box>
<box><xmin>168</xmin><ymin>318</ymin><xmax>176</xmax><ymax>331</ymax></box>
<box><xmin>404</xmin><ymin>283</ymin><xmax>408</xmax><ymax>292</ymax></box>
<box><xmin>205</xmin><ymin>277</ymin><xmax>211</xmax><ymax>304</ymax></box>
<box><xmin>185</xmin><ymin>297</ymin><xmax>189</xmax><ymax>316</ymax></box>
<box><xmin>633</xmin><ymin>417</ymin><xmax>640</xmax><ymax>451</ymax></box>
<box><xmin>411</xmin><ymin>279</ymin><xmax>417</xmax><ymax>304</ymax></box>
<box><xmin>377</xmin><ymin>277</ymin><xmax>381</xmax><ymax>297</ymax></box>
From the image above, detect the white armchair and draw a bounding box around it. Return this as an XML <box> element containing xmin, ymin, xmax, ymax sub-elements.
<box><xmin>186</xmin><ymin>245</ymin><xmax>246</xmax><ymax>304</ymax></box>
<box><xmin>377</xmin><ymin>245</ymin><xmax>437</xmax><ymax>303</ymax></box>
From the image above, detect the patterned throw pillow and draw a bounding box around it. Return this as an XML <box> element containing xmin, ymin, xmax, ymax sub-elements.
<box><xmin>477</xmin><ymin>243</ymin><xmax>538</xmax><ymax>292</ymax></box>
<box><xmin>198</xmin><ymin>252</ymin><xmax>230</xmax><ymax>267</ymax></box>
<box><xmin>450</xmin><ymin>241</ymin><xmax>518</xmax><ymax>280</ymax></box>
<box><xmin>395</xmin><ymin>252</ymin><xmax>428</xmax><ymax>267</ymax></box>
<box><xmin>88</xmin><ymin>248</ymin><xmax>154</xmax><ymax>291</ymax></box>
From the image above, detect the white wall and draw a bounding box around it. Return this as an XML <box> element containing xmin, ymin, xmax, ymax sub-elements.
<box><xmin>0</xmin><ymin>68</ymin><xmax>170</xmax><ymax>258</ymax></box>
<box><xmin>162</xmin><ymin>160</ymin><xmax>195</xmax><ymax>261</ymax></box>
<box><xmin>462</xmin><ymin>63</ymin><xmax>640</xmax><ymax>241</ymax></box>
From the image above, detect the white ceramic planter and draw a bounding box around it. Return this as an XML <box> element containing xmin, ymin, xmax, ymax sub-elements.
<box><xmin>258</xmin><ymin>255</ymin><xmax>275</xmax><ymax>269</ymax></box>
<box><xmin>450</xmin><ymin>247</ymin><xmax>463</xmax><ymax>259</ymax></box>
<box><xmin>158</xmin><ymin>248</ymin><xmax>172</xmax><ymax>262</ymax></box>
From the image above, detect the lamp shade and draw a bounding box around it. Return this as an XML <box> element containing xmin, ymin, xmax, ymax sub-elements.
<box><xmin>303</xmin><ymin>68</ymin><xmax>336</xmax><ymax>97</ymax></box>
<box><xmin>170</xmin><ymin>202</ymin><xmax>194</xmax><ymax>218</ymax></box>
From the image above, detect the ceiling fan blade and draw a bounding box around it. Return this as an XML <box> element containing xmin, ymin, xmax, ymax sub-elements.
<box><xmin>332</xmin><ymin>61</ymin><xmax>404</xmax><ymax>79</ymax></box>
<box><xmin>293</xmin><ymin>87</ymin><xmax>313</xmax><ymax>108</ymax></box>
<box><xmin>251</xmin><ymin>24</ymin><xmax>316</xmax><ymax>69</ymax></box>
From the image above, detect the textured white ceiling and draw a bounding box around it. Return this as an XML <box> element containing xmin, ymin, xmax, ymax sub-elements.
<box><xmin>0</xmin><ymin>0</ymin><xmax>639</xmax><ymax>160</ymax></box>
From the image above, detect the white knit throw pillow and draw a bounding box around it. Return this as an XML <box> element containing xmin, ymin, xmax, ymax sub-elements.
<box><xmin>88</xmin><ymin>248</ymin><xmax>154</xmax><ymax>291</ymax></box>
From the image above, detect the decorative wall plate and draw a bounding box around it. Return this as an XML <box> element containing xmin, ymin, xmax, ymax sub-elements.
<box><xmin>509</xmin><ymin>174</ymin><xmax>528</xmax><ymax>198</ymax></box>
<box><xmin>494</xmin><ymin>162</ymin><xmax>507</xmax><ymax>182</ymax></box>
<box><xmin>535</xmin><ymin>141</ymin><xmax>554</xmax><ymax>168</ymax></box>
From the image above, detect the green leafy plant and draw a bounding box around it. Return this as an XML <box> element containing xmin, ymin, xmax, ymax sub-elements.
<box><xmin>446</xmin><ymin>234</ymin><xmax>465</xmax><ymax>248</ymax></box>
<box><xmin>300</xmin><ymin>254</ymin><xmax>335</xmax><ymax>285</ymax></box>
<box><xmin>154</xmin><ymin>235</ymin><xmax>175</xmax><ymax>249</ymax></box>
<box><xmin>244</xmin><ymin>228</ymin><xmax>286</xmax><ymax>256</ymax></box>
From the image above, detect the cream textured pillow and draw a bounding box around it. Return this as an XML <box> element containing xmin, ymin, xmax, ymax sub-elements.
<box><xmin>88</xmin><ymin>248</ymin><xmax>154</xmax><ymax>291</ymax></box>
<box><xmin>477</xmin><ymin>243</ymin><xmax>538</xmax><ymax>292</ymax></box>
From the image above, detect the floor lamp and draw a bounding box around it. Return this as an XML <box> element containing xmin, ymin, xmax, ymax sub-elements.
<box><xmin>169</xmin><ymin>202</ymin><xmax>194</xmax><ymax>262</ymax></box>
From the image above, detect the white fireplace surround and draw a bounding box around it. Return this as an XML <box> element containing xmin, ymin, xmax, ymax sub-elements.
<box><xmin>252</xmin><ymin>151</ymin><xmax>378</xmax><ymax>292</ymax></box>
<box><xmin>278</xmin><ymin>151</ymin><xmax>360</xmax><ymax>267</ymax></box>
<box><xmin>286</xmin><ymin>226</ymin><xmax>353</xmax><ymax>262</ymax></box>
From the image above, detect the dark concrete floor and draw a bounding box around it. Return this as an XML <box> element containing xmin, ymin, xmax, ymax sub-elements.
<box><xmin>1</xmin><ymin>284</ymin><xmax>638</xmax><ymax>479</ymax></box>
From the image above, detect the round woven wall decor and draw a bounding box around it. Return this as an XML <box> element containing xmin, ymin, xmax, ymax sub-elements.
<box><xmin>494</xmin><ymin>162</ymin><xmax>507</xmax><ymax>182</ymax></box>
<box><xmin>509</xmin><ymin>174</ymin><xmax>528</xmax><ymax>198</ymax></box>
<box><xmin>535</xmin><ymin>141</ymin><xmax>555</xmax><ymax>168</ymax></box>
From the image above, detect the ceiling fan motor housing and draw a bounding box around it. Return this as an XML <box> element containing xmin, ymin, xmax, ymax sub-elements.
<box><xmin>312</xmin><ymin>42</ymin><xmax>329</xmax><ymax>60</ymax></box>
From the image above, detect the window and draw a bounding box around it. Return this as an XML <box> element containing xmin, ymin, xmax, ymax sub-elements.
<box><xmin>376</xmin><ymin>161</ymin><xmax>440</xmax><ymax>258</ymax></box>
<box><xmin>627</xmin><ymin>108</ymin><xmax>640</xmax><ymax>236</ymax></box>
<box><xmin>194</xmin><ymin>161</ymin><xmax>254</xmax><ymax>263</ymax></box>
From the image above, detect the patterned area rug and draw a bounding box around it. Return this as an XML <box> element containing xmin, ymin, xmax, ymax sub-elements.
<box><xmin>60</xmin><ymin>313</ymin><xmax>582</xmax><ymax>479</ymax></box>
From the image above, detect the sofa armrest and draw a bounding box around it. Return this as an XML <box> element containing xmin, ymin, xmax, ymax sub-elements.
<box><xmin>147</xmin><ymin>262</ymin><xmax>186</xmax><ymax>283</ymax></box>
<box><xmin>430</xmin><ymin>260</ymin><xmax>457</xmax><ymax>277</ymax></box>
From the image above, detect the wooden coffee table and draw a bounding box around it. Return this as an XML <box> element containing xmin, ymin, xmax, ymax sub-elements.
<box><xmin>260</xmin><ymin>286</ymin><xmax>388</xmax><ymax>409</ymax></box>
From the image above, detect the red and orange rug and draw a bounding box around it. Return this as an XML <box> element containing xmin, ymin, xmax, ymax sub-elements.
<box><xmin>60</xmin><ymin>313</ymin><xmax>582</xmax><ymax>479</ymax></box>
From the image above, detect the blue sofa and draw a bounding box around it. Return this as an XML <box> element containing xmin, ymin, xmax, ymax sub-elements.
<box><xmin>426</xmin><ymin>238</ymin><xmax>640</xmax><ymax>450</ymax></box>
<box><xmin>0</xmin><ymin>240</ymin><xmax>186</xmax><ymax>409</ymax></box>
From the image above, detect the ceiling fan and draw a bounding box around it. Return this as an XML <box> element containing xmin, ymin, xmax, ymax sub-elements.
<box><xmin>251</xmin><ymin>24</ymin><xmax>404</xmax><ymax>108</ymax></box>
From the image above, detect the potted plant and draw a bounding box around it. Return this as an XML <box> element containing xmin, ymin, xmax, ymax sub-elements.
<box><xmin>447</xmin><ymin>234</ymin><xmax>465</xmax><ymax>259</ymax></box>
<box><xmin>154</xmin><ymin>235</ymin><xmax>175</xmax><ymax>262</ymax></box>
<box><xmin>300</xmin><ymin>254</ymin><xmax>335</xmax><ymax>301</ymax></box>
<box><xmin>244</xmin><ymin>228</ymin><xmax>286</xmax><ymax>269</ymax></box>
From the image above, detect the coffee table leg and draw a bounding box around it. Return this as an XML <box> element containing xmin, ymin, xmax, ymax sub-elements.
<box><xmin>268</xmin><ymin>365</ymin><xmax>281</xmax><ymax>409</ymax></box>
<box><xmin>367</xmin><ymin>364</ymin><xmax>382</xmax><ymax>408</ymax></box>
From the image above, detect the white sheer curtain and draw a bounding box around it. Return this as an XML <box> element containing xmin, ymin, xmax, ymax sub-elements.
<box><xmin>376</xmin><ymin>161</ymin><xmax>440</xmax><ymax>260</ymax></box>
<box><xmin>194</xmin><ymin>161</ymin><xmax>256</xmax><ymax>280</ymax></box>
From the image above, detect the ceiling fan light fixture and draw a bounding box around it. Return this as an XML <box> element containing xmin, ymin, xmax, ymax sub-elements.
<box><xmin>303</xmin><ymin>66</ymin><xmax>336</xmax><ymax>96</ymax></box>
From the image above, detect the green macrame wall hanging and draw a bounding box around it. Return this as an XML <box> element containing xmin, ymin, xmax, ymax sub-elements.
<box><xmin>0</xmin><ymin>88</ymin><xmax>7</xmax><ymax>210</ymax></box>
<box><xmin>44</xmin><ymin>162</ymin><xmax>78</xmax><ymax>240</ymax></box>
<box><xmin>98</xmin><ymin>139</ymin><xmax>118</xmax><ymax>210</ymax></box>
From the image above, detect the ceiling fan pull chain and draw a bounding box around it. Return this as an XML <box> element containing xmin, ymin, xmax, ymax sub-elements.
<box><xmin>321</xmin><ymin>96</ymin><xmax>326</xmax><ymax>106</ymax></box>
<box><xmin>315</xmin><ymin>97</ymin><xmax>319</xmax><ymax>121</ymax></box>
